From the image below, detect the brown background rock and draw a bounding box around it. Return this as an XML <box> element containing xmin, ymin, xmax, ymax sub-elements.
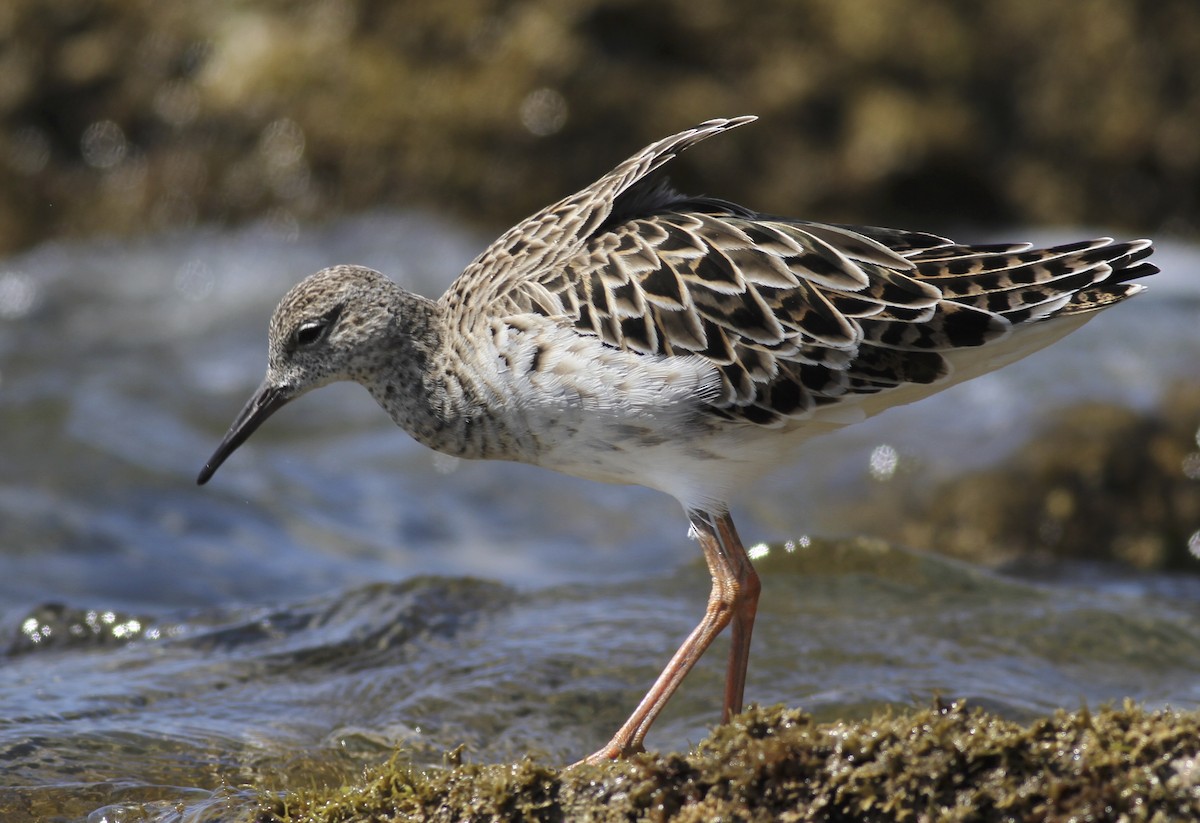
<box><xmin>1</xmin><ymin>0</ymin><xmax>1197</xmax><ymax>254</ymax></box>
<box><xmin>843</xmin><ymin>383</ymin><xmax>1200</xmax><ymax>570</ymax></box>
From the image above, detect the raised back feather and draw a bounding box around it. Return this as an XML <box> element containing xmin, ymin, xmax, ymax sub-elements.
<box><xmin>444</xmin><ymin>116</ymin><xmax>758</xmax><ymax>321</ymax></box>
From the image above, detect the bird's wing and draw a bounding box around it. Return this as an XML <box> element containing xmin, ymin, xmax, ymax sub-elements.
<box><xmin>526</xmin><ymin>197</ymin><xmax>1155</xmax><ymax>426</ymax></box>
<box><xmin>443</xmin><ymin>115</ymin><xmax>1154</xmax><ymax>427</ymax></box>
<box><xmin>443</xmin><ymin>116</ymin><xmax>757</xmax><ymax>323</ymax></box>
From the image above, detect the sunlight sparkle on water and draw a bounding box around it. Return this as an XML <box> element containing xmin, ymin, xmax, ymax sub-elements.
<box><xmin>0</xmin><ymin>270</ymin><xmax>38</xmax><ymax>319</ymax></box>
<box><xmin>868</xmin><ymin>443</ymin><xmax>899</xmax><ymax>481</ymax></box>
<box><xmin>750</xmin><ymin>535</ymin><xmax>810</xmax><ymax>559</ymax></box>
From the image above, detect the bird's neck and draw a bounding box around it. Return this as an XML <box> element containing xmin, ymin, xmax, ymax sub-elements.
<box><xmin>364</xmin><ymin>290</ymin><xmax>506</xmax><ymax>460</ymax></box>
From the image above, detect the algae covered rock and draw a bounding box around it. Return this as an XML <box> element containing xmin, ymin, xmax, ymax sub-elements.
<box><xmin>257</xmin><ymin>702</ymin><xmax>1200</xmax><ymax>822</ymax></box>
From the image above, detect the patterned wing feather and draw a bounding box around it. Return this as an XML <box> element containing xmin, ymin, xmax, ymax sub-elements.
<box><xmin>534</xmin><ymin>203</ymin><xmax>1155</xmax><ymax>426</ymax></box>
<box><xmin>443</xmin><ymin>116</ymin><xmax>758</xmax><ymax>323</ymax></box>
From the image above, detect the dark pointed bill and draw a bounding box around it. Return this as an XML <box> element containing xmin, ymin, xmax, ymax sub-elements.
<box><xmin>197</xmin><ymin>380</ymin><xmax>291</xmax><ymax>485</ymax></box>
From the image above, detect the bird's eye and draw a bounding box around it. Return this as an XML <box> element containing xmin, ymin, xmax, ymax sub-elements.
<box><xmin>290</xmin><ymin>304</ymin><xmax>343</xmax><ymax>351</ymax></box>
<box><xmin>295</xmin><ymin>319</ymin><xmax>326</xmax><ymax>347</ymax></box>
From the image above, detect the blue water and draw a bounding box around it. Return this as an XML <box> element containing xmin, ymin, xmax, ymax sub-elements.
<box><xmin>0</xmin><ymin>213</ymin><xmax>1197</xmax><ymax>822</ymax></box>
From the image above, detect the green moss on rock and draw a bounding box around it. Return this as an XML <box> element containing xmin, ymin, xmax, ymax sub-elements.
<box><xmin>259</xmin><ymin>701</ymin><xmax>1200</xmax><ymax>822</ymax></box>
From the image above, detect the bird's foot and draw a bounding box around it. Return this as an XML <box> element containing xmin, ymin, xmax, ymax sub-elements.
<box><xmin>569</xmin><ymin>738</ymin><xmax>645</xmax><ymax>768</ymax></box>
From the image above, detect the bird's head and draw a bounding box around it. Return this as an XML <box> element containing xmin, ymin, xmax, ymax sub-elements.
<box><xmin>197</xmin><ymin>264</ymin><xmax>400</xmax><ymax>485</ymax></box>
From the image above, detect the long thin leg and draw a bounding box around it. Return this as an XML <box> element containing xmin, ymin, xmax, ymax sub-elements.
<box><xmin>716</xmin><ymin>512</ymin><xmax>760</xmax><ymax>722</ymax></box>
<box><xmin>579</xmin><ymin>509</ymin><xmax>762</xmax><ymax>765</ymax></box>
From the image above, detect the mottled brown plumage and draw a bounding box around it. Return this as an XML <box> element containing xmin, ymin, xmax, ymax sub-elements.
<box><xmin>198</xmin><ymin>116</ymin><xmax>1156</xmax><ymax>765</ymax></box>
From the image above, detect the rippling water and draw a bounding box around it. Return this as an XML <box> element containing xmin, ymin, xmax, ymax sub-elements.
<box><xmin>1</xmin><ymin>214</ymin><xmax>1197</xmax><ymax>821</ymax></box>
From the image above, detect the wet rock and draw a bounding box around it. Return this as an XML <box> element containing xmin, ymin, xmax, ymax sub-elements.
<box><xmin>849</xmin><ymin>382</ymin><xmax>1200</xmax><ymax>570</ymax></box>
<box><xmin>7</xmin><ymin>602</ymin><xmax>156</xmax><ymax>654</ymax></box>
<box><xmin>256</xmin><ymin>701</ymin><xmax>1200</xmax><ymax>821</ymax></box>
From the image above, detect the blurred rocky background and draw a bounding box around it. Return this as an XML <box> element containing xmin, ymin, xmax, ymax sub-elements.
<box><xmin>844</xmin><ymin>382</ymin><xmax>1200</xmax><ymax>572</ymax></box>
<box><xmin>1</xmin><ymin>0</ymin><xmax>1197</xmax><ymax>256</ymax></box>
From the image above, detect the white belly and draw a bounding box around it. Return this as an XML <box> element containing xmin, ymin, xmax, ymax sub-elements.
<box><xmin>478</xmin><ymin>310</ymin><xmax>1101</xmax><ymax>512</ymax></box>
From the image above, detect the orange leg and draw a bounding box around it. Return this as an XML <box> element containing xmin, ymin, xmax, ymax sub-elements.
<box><xmin>579</xmin><ymin>509</ymin><xmax>762</xmax><ymax>765</ymax></box>
<box><xmin>716</xmin><ymin>512</ymin><xmax>760</xmax><ymax>722</ymax></box>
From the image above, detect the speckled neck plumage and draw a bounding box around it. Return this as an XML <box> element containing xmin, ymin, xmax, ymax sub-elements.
<box><xmin>320</xmin><ymin>273</ymin><xmax>516</xmax><ymax>462</ymax></box>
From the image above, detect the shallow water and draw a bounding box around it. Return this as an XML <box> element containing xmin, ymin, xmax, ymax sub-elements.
<box><xmin>0</xmin><ymin>214</ymin><xmax>1197</xmax><ymax>821</ymax></box>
